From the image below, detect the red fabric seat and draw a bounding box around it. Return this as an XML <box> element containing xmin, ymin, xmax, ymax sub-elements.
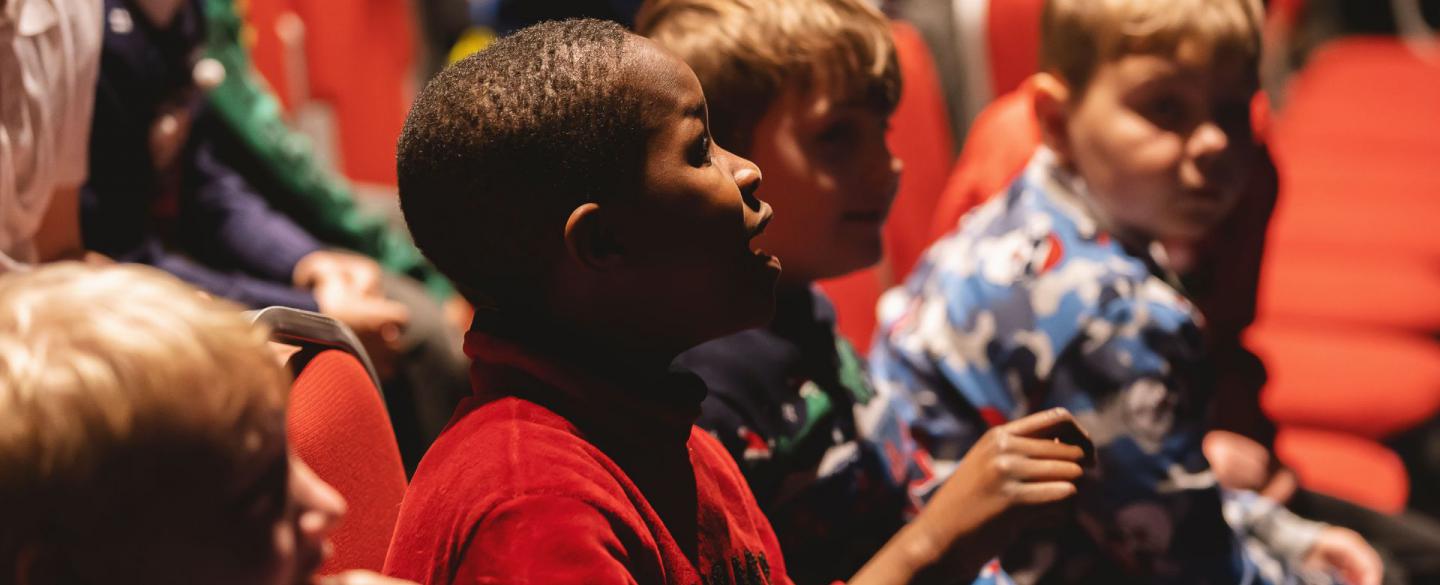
<box><xmin>818</xmin><ymin>21</ymin><xmax>956</xmax><ymax>353</ymax></box>
<box><xmin>243</xmin><ymin>0</ymin><xmax>416</xmax><ymax>185</ymax></box>
<box><xmin>1276</xmin><ymin>427</ymin><xmax>1409</xmax><ymax>514</ymax></box>
<box><xmin>983</xmin><ymin>0</ymin><xmax>1043</xmax><ymax>99</ymax></box>
<box><xmin>1253</xmin><ymin>37</ymin><xmax>1440</xmax><ymax>510</ymax></box>
<box><xmin>928</xmin><ymin>81</ymin><xmax>1038</xmax><ymax>241</ymax></box>
<box><xmin>1251</xmin><ymin>324</ymin><xmax>1440</xmax><ymax>439</ymax></box>
<box><xmin>1257</xmin><ymin>248</ymin><xmax>1440</xmax><ymax>332</ymax></box>
<box><xmin>288</xmin><ymin>349</ymin><xmax>408</xmax><ymax>574</ymax></box>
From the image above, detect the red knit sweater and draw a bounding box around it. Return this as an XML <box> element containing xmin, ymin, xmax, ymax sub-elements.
<box><xmin>383</xmin><ymin>331</ymin><xmax>791</xmax><ymax>584</ymax></box>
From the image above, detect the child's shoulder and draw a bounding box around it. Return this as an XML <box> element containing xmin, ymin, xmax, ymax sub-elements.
<box><xmin>921</xmin><ymin>175</ymin><xmax>1153</xmax><ymax>303</ymax></box>
<box><xmin>886</xmin><ymin>162</ymin><xmax>1196</xmax><ymax>357</ymax></box>
<box><xmin>405</xmin><ymin>396</ymin><xmax>639</xmax><ymax>515</ymax></box>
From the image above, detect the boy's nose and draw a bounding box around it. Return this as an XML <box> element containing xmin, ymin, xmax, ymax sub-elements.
<box><xmin>734</xmin><ymin>158</ymin><xmax>763</xmax><ymax>212</ymax></box>
<box><xmin>1188</xmin><ymin>121</ymin><xmax>1231</xmax><ymax>167</ymax></box>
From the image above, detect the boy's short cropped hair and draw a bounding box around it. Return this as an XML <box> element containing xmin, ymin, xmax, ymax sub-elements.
<box><xmin>397</xmin><ymin>18</ymin><xmax>648</xmax><ymax>310</ymax></box>
<box><xmin>635</xmin><ymin>0</ymin><xmax>900</xmax><ymax>154</ymax></box>
<box><xmin>0</xmin><ymin>263</ymin><xmax>289</xmax><ymax>580</ymax></box>
<box><xmin>1041</xmin><ymin>0</ymin><xmax>1264</xmax><ymax>92</ymax></box>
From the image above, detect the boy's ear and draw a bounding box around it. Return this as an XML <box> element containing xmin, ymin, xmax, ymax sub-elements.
<box><xmin>563</xmin><ymin>203</ymin><xmax>625</xmax><ymax>271</ymax></box>
<box><xmin>1032</xmin><ymin>72</ymin><xmax>1074</xmax><ymax>162</ymax></box>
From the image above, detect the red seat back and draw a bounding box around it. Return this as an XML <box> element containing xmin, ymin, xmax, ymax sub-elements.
<box><xmin>288</xmin><ymin>349</ymin><xmax>408</xmax><ymax>574</ymax></box>
<box><xmin>928</xmin><ymin>81</ymin><xmax>1039</xmax><ymax>242</ymax></box>
<box><xmin>1252</xmin><ymin>38</ymin><xmax>1440</xmax><ymax>511</ymax></box>
<box><xmin>984</xmin><ymin>0</ymin><xmax>1044</xmax><ymax>99</ymax></box>
<box><xmin>243</xmin><ymin>0</ymin><xmax>416</xmax><ymax>186</ymax></box>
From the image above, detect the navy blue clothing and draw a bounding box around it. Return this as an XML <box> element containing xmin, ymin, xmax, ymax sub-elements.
<box><xmin>676</xmin><ymin>287</ymin><xmax>936</xmax><ymax>585</ymax></box>
<box><xmin>82</xmin><ymin>0</ymin><xmax>321</xmax><ymax>310</ymax></box>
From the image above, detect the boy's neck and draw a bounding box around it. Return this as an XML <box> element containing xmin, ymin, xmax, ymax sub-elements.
<box><xmin>473</xmin><ymin>309</ymin><xmax>682</xmax><ymax>380</ymax></box>
<box><xmin>1041</xmin><ymin>148</ymin><xmax>1156</xmax><ymax>252</ymax></box>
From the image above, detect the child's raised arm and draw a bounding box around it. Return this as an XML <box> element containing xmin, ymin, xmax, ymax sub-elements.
<box><xmin>849</xmin><ymin>408</ymin><xmax>1091</xmax><ymax>585</ymax></box>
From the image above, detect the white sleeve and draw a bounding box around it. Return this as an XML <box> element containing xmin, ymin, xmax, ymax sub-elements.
<box><xmin>53</xmin><ymin>0</ymin><xmax>101</xmax><ymax>186</ymax></box>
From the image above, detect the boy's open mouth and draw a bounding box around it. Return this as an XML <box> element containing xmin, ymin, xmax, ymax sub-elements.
<box><xmin>747</xmin><ymin>210</ymin><xmax>772</xmax><ymax>250</ymax></box>
<box><xmin>747</xmin><ymin>211</ymin><xmax>781</xmax><ymax>271</ymax></box>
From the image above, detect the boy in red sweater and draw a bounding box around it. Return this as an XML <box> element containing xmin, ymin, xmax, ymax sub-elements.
<box><xmin>384</xmin><ymin>19</ymin><xmax>1090</xmax><ymax>584</ymax></box>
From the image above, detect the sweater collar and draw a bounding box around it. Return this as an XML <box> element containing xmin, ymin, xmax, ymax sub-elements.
<box><xmin>462</xmin><ymin>327</ymin><xmax>707</xmax><ymax>447</ymax></box>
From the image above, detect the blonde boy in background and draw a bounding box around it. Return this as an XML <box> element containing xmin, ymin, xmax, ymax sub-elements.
<box><xmin>0</xmin><ymin>263</ymin><xmax>413</xmax><ymax>585</ymax></box>
<box><xmin>870</xmin><ymin>0</ymin><xmax>1382</xmax><ymax>582</ymax></box>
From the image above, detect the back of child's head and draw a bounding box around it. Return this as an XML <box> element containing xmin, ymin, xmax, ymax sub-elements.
<box><xmin>635</xmin><ymin>0</ymin><xmax>900</xmax><ymax>154</ymax></box>
<box><xmin>0</xmin><ymin>263</ymin><xmax>290</xmax><ymax>583</ymax></box>
<box><xmin>1041</xmin><ymin>0</ymin><xmax>1264</xmax><ymax>93</ymax></box>
<box><xmin>397</xmin><ymin>18</ymin><xmax>649</xmax><ymax>312</ymax></box>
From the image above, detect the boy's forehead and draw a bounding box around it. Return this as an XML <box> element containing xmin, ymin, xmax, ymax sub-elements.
<box><xmin>628</xmin><ymin>38</ymin><xmax>706</xmax><ymax>116</ymax></box>
<box><xmin>1107</xmin><ymin>48</ymin><xmax>1255</xmax><ymax>91</ymax></box>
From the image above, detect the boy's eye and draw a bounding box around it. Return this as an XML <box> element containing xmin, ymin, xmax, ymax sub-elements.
<box><xmin>1141</xmin><ymin>95</ymin><xmax>1189</xmax><ymax>131</ymax></box>
<box><xmin>688</xmin><ymin>133</ymin><xmax>713</xmax><ymax>167</ymax></box>
<box><xmin>817</xmin><ymin>121</ymin><xmax>858</xmax><ymax>146</ymax></box>
<box><xmin>1215</xmin><ymin>100</ymin><xmax>1252</xmax><ymax>137</ymax></box>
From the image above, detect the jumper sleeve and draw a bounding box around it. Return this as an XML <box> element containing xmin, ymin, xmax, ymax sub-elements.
<box><xmin>453</xmin><ymin>495</ymin><xmax>644</xmax><ymax>585</ymax></box>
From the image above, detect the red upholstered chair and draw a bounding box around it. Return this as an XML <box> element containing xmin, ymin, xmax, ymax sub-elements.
<box><xmin>242</xmin><ymin>0</ymin><xmax>416</xmax><ymax>185</ymax></box>
<box><xmin>251</xmin><ymin>307</ymin><xmax>408</xmax><ymax>574</ymax></box>
<box><xmin>928</xmin><ymin>81</ymin><xmax>1039</xmax><ymax>241</ymax></box>
<box><xmin>1250</xmin><ymin>37</ymin><xmax>1440</xmax><ymax>512</ymax></box>
<box><xmin>817</xmin><ymin>21</ymin><xmax>956</xmax><ymax>354</ymax></box>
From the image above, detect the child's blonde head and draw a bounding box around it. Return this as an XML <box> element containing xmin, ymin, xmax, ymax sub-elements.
<box><xmin>1041</xmin><ymin>0</ymin><xmax>1264</xmax><ymax>92</ymax></box>
<box><xmin>636</xmin><ymin>0</ymin><xmax>900</xmax><ymax>153</ymax></box>
<box><xmin>0</xmin><ymin>263</ymin><xmax>289</xmax><ymax>581</ymax></box>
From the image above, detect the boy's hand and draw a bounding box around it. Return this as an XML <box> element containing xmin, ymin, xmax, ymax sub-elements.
<box><xmin>313</xmin><ymin>292</ymin><xmax>409</xmax><ymax>379</ymax></box>
<box><xmin>294</xmin><ymin>250</ymin><xmax>386</xmax><ymax>300</ymax></box>
<box><xmin>851</xmin><ymin>408</ymin><xmax>1090</xmax><ymax>585</ymax></box>
<box><xmin>314</xmin><ymin>570</ymin><xmax>419</xmax><ymax>585</ymax></box>
<box><xmin>1304</xmin><ymin>526</ymin><xmax>1383</xmax><ymax>585</ymax></box>
<box><xmin>1204</xmin><ymin>430</ymin><xmax>1273</xmax><ymax>492</ymax></box>
<box><xmin>295</xmin><ymin>250</ymin><xmax>409</xmax><ymax>378</ymax></box>
<box><xmin>1204</xmin><ymin>430</ymin><xmax>1299</xmax><ymax>503</ymax></box>
<box><xmin>934</xmin><ymin>407</ymin><xmax>1092</xmax><ymax>535</ymax></box>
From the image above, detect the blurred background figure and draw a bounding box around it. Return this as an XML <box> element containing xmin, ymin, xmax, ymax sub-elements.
<box><xmin>1</xmin><ymin>0</ymin><xmax>102</xmax><ymax>272</ymax></box>
<box><xmin>82</xmin><ymin>0</ymin><xmax>468</xmax><ymax>471</ymax></box>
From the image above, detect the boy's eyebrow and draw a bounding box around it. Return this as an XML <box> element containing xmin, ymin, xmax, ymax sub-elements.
<box><xmin>683</xmin><ymin>101</ymin><xmax>706</xmax><ymax>120</ymax></box>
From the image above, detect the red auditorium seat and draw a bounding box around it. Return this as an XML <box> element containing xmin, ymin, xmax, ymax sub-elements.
<box><xmin>818</xmin><ymin>21</ymin><xmax>956</xmax><ymax>353</ymax></box>
<box><xmin>1277</xmin><ymin>427</ymin><xmax>1410</xmax><ymax>514</ymax></box>
<box><xmin>928</xmin><ymin>81</ymin><xmax>1038</xmax><ymax>241</ymax></box>
<box><xmin>982</xmin><ymin>0</ymin><xmax>1043</xmax><ymax>99</ymax></box>
<box><xmin>253</xmin><ymin>307</ymin><xmax>408</xmax><ymax>574</ymax></box>
<box><xmin>1253</xmin><ymin>37</ymin><xmax>1440</xmax><ymax>511</ymax></box>
<box><xmin>242</xmin><ymin>0</ymin><xmax>416</xmax><ymax>186</ymax></box>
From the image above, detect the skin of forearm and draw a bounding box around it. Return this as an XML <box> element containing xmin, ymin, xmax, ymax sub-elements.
<box><xmin>848</xmin><ymin>505</ymin><xmax>1009</xmax><ymax>585</ymax></box>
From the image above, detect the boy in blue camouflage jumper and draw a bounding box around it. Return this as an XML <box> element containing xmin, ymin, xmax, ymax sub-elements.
<box><xmin>870</xmin><ymin>0</ymin><xmax>1380</xmax><ymax>583</ymax></box>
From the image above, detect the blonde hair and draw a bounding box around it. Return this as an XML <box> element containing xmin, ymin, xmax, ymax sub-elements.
<box><xmin>636</xmin><ymin>0</ymin><xmax>900</xmax><ymax>154</ymax></box>
<box><xmin>0</xmin><ymin>263</ymin><xmax>289</xmax><ymax>579</ymax></box>
<box><xmin>1041</xmin><ymin>0</ymin><xmax>1264</xmax><ymax>91</ymax></box>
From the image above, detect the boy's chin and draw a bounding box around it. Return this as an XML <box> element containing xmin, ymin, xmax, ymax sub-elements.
<box><xmin>795</xmin><ymin>240</ymin><xmax>884</xmax><ymax>283</ymax></box>
<box><xmin>1157</xmin><ymin>218</ymin><xmax>1221</xmax><ymax>244</ymax></box>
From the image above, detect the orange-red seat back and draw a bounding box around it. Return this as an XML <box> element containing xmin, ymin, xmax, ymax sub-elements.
<box><xmin>1251</xmin><ymin>38</ymin><xmax>1440</xmax><ymax>512</ymax></box>
<box><xmin>288</xmin><ymin>349</ymin><xmax>408</xmax><ymax>573</ymax></box>
<box><xmin>242</xmin><ymin>0</ymin><xmax>416</xmax><ymax>186</ymax></box>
